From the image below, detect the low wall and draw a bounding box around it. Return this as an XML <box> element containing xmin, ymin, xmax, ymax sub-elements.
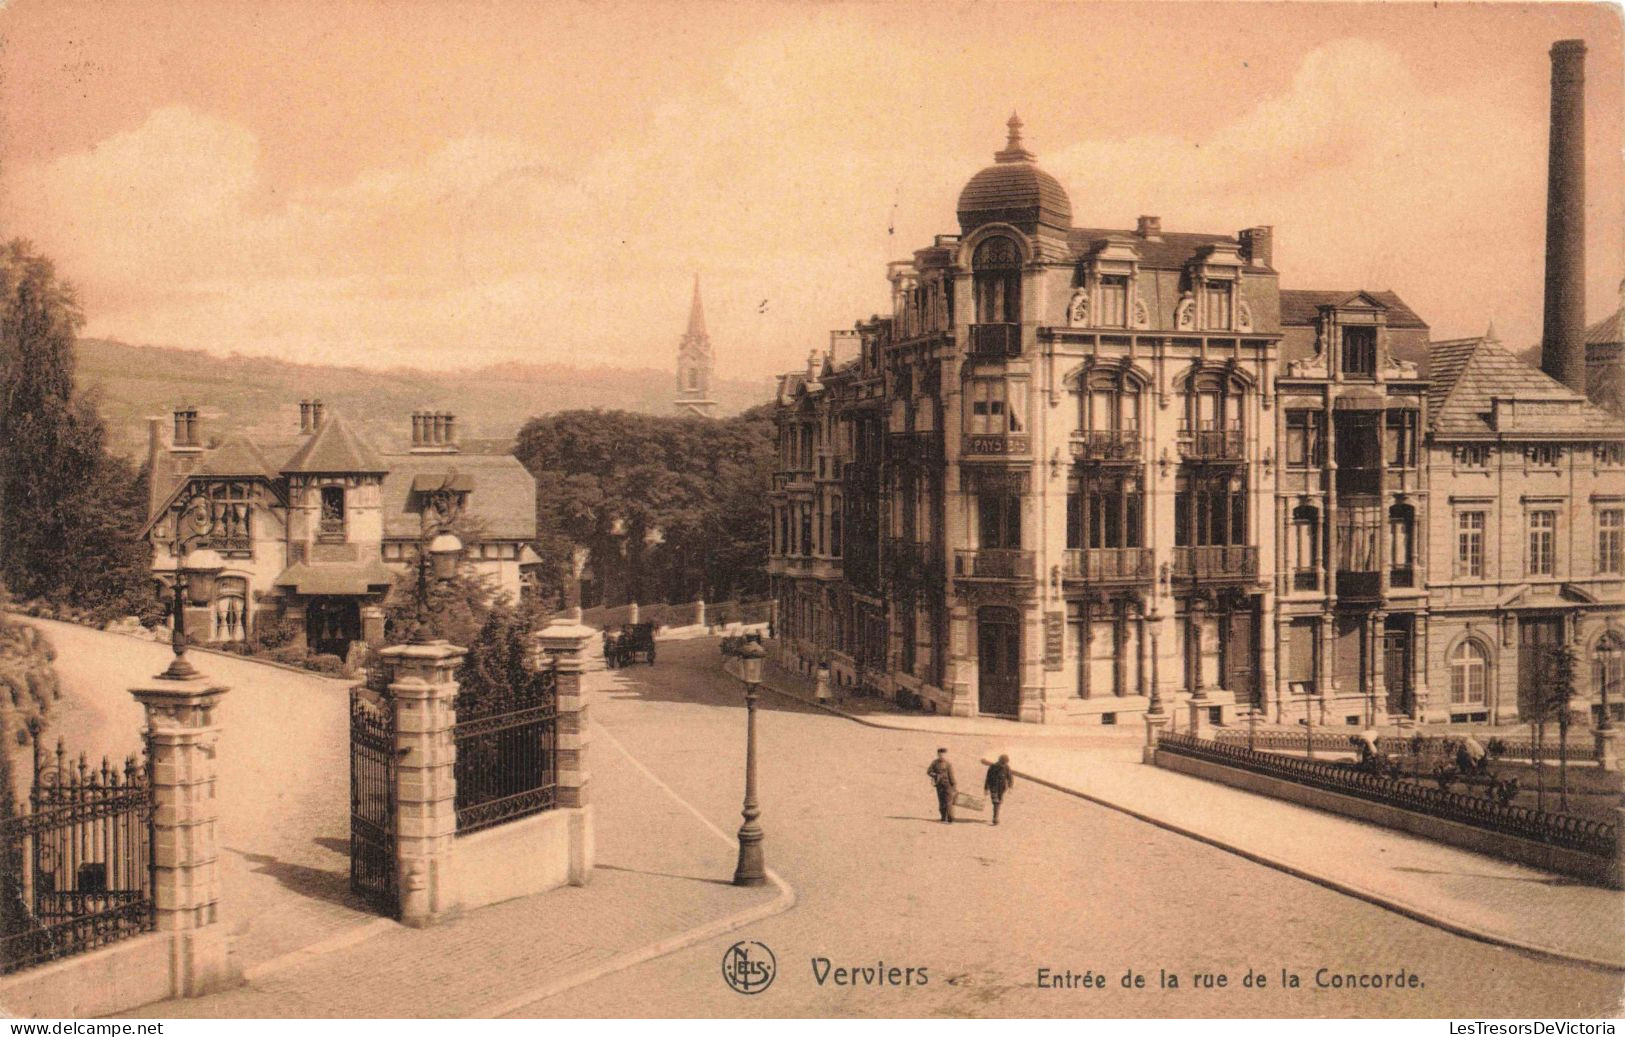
<box><xmin>1155</xmin><ymin>750</ymin><xmax>1620</xmax><ymax>888</ymax></box>
<box><xmin>0</xmin><ymin>925</ymin><xmax>232</xmax><ymax>1019</ymax></box>
<box><xmin>455</xmin><ymin>806</ymin><xmax>594</xmax><ymax>914</ymax></box>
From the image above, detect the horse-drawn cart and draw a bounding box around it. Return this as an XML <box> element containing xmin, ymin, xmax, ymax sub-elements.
<box><xmin>604</xmin><ymin>622</ymin><xmax>657</xmax><ymax>668</ymax></box>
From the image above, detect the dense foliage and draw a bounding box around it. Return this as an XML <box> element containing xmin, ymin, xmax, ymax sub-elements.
<box><xmin>0</xmin><ymin>242</ymin><xmax>154</xmax><ymax>624</ymax></box>
<box><xmin>514</xmin><ymin>406</ymin><xmax>775</xmax><ymax>608</ymax></box>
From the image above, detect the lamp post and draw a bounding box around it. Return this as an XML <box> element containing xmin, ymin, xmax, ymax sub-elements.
<box><xmin>161</xmin><ymin>491</ymin><xmax>225</xmax><ymax>680</ymax></box>
<box><xmin>733</xmin><ymin>640</ymin><xmax>768</xmax><ymax>887</ymax></box>
<box><xmin>409</xmin><ymin>531</ymin><xmax>464</xmax><ymax>643</ymax></box>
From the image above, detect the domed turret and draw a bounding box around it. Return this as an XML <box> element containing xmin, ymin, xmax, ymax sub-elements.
<box><xmin>956</xmin><ymin>113</ymin><xmax>1072</xmax><ymax>237</ymax></box>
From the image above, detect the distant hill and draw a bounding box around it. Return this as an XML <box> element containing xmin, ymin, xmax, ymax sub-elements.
<box><xmin>75</xmin><ymin>338</ymin><xmax>777</xmax><ymax>459</ymax></box>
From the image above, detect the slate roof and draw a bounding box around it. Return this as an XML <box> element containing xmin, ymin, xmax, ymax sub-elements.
<box><xmin>1426</xmin><ymin>335</ymin><xmax>1625</xmax><ymax>438</ymax></box>
<box><xmin>958</xmin><ymin>161</ymin><xmax>1073</xmax><ymax>230</ymax></box>
<box><xmin>1067</xmin><ymin>228</ymin><xmax>1239</xmax><ymax>270</ymax></box>
<box><xmin>1586</xmin><ymin>304</ymin><xmax>1623</xmax><ymax>347</ymax></box>
<box><xmin>195</xmin><ymin>433</ymin><xmax>277</xmax><ymax>480</ymax></box>
<box><xmin>281</xmin><ymin>414</ymin><xmax>387</xmax><ymax>474</ymax></box>
<box><xmin>378</xmin><ymin>452</ymin><xmax>537</xmax><ymax>541</ymax></box>
<box><xmin>273</xmin><ymin>561</ymin><xmax>397</xmax><ymax>596</ymax></box>
<box><xmin>1279</xmin><ymin>290</ymin><xmax>1429</xmax><ymax>329</ymax></box>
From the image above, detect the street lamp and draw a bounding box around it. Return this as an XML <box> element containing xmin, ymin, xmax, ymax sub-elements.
<box><xmin>409</xmin><ymin>531</ymin><xmax>463</xmax><ymax>643</ymax></box>
<box><xmin>161</xmin><ymin>491</ymin><xmax>224</xmax><ymax>680</ymax></box>
<box><xmin>733</xmin><ymin>640</ymin><xmax>768</xmax><ymax>887</ymax></box>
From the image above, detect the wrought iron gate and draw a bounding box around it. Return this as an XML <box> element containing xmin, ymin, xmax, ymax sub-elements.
<box><xmin>348</xmin><ymin>687</ymin><xmax>397</xmax><ymax>915</ymax></box>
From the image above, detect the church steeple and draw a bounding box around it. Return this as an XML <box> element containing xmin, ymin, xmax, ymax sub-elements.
<box><xmin>675</xmin><ymin>274</ymin><xmax>716</xmax><ymax>417</ymax></box>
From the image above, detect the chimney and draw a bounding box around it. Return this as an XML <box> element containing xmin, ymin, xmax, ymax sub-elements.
<box><xmin>310</xmin><ymin>399</ymin><xmax>325</xmax><ymax>429</ymax></box>
<box><xmin>299</xmin><ymin>400</ymin><xmax>313</xmax><ymax>434</ymax></box>
<box><xmin>1541</xmin><ymin>39</ymin><xmax>1587</xmax><ymax>394</ymax></box>
<box><xmin>1136</xmin><ymin>215</ymin><xmax>1162</xmax><ymax>241</ymax></box>
<box><xmin>1240</xmin><ymin>226</ymin><xmax>1274</xmax><ymax>269</ymax></box>
<box><xmin>172</xmin><ymin>407</ymin><xmax>199</xmax><ymax>449</ymax></box>
<box><xmin>443</xmin><ymin>412</ymin><xmax>457</xmax><ymax>448</ymax></box>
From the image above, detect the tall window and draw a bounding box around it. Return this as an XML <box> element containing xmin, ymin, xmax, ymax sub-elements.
<box><xmin>1595</xmin><ymin>636</ymin><xmax>1624</xmax><ymax>722</ymax></box>
<box><xmin>1175</xmin><ymin>472</ymin><xmax>1246</xmax><ymax>547</ymax></box>
<box><xmin>1098</xmin><ymin>275</ymin><xmax>1128</xmax><ymax>327</ymax></box>
<box><xmin>319</xmin><ymin>486</ymin><xmax>347</xmax><ymax>540</ymax></box>
<box><xmin>1528</xmin><ymin>510</ymin><xmax>1556</xmax><ymax>576</ymax></box>
<box><xmin>830</xmin><ymin>506</ymin><xmax>843</xmax><ymax>558</ymax></box>
<box><xmin>1388</xmin><ymin>504</ymin><xmax>1415</xmax><ymax>586</ymax></box>
<box><xmin>1449</xmin><ymin>641</ymin><xmax>1489</xmax><ymax>706</ymax></box>
<box><xmin>1291</xmin><ymin>505</ymin><xmax>1320</xmax><ymax>590</ymax></box>
<box><xmin>1181</xmin><ymin>372</ymin><xmax>1244</xmax><ymax>436</ymax></box>
<box><xmin>1287</xmin><ymin>619</ymin><xmax>1317</xmax><ymax>696</ymax></box>
<box><xmin>1342</xmin><ymin>326</ymin><xmax>1376</xmax><ymax>377</ymax></box>
<box><xmin>978</xmin><ymin>494</ymin><xmax>1021</xmax><ymax>549</ymax></box>
<box><xmin>211</xmin><ymin>577</ymin><xmax>247</xmax><ymax>643</ymax></box>
<box><xmin>1384</xmin><ymin>410</ymin><xmax>1418</xmax><ymax>467</ymax></box>
<box><xmin>1457</xmin><ymin>511</ymin><xmax>1485</xmax><ymax>578</ymax></box>
<box><xmin>1075</xmin><ymin>473</ymin><xmax>1144</xmax><ymax>550</ymax></box>
<box><xmin>972</xmin><ymin>237</ymin><xmax>1021</xmax><ymax>324</ymax></box>
<box><xmin>1203</xmin><ymin>280</ymin><xmax>1232</xmax><ymax>330</ymax></box>
<box><xmin>1599</xmin><ymin>508</ymin><xmax>1623</xmax><ymax>574</ymax></box>
<box><xmin>1285</xmin><ymin>410</ymin><xmax>1324</xmax><ymax>467</ymax></box>
<box><xmin>967</xmin><ymin>379</ymin><xmax>1025</xmax><ymax>435</ymax></box>
<box><xmin>1083</xmin><ymin>378</ymin><xmax>1140</xmax><ymax>433</ymax></box>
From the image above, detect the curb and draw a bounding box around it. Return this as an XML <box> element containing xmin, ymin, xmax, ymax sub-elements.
<box><xmin>759</xmin><ymin>678</ymin><xmax>1120</xmax><ymax>741</ymax></box>
<box><xmin>985</xmin><ymin>753</ymin><xmax>1625</xmax><ymax>974</ymax></box>
<box><xmin>474</xmin><ymin>720</ymin><xmax>798</xmax><ymax>1017</ymax></box>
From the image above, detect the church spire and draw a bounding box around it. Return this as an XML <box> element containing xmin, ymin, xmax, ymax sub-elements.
<box><xmin>675</xmin><ymin>274</ymin><xmax>716</xmax><ymax>418</ymax></box>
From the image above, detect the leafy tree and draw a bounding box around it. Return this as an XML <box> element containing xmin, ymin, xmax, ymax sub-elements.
<box><xmin>0</xmin><ymin>241</ymin><xmax>153</xmax><ymax>623</ymax></box>
<box><xmin>514</xmin><ymin>406</ymin><xmax>774</xmax><ymax>609</ymax></box>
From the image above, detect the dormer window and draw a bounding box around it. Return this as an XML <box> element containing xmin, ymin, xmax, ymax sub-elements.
<box><xmin>319</xmin><ymin>486</ymin><xmax>346</xmax><ymax>541</ymax></box>
<box><xmin>1342</xmin><ymin>326</ymin><xmax>1377</xmax><ymax>377</ymax></box>
<box><xmin>1099</xmin><ymin>275</ymin><xmax>1129</xmax><ymax>327</ymax></box>
<box><xmin>1203</xmin><ymin>280</ymin><xmax>1233</xmax><ymax>330</ymax></box>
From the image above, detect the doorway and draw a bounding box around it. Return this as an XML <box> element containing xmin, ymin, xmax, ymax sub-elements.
<box><xmin>977</xmin><ymin>607</ymin><xmax>1021</xmax><ymax>717</ymax></box>
<box><xmin>308</xmin><ymin>598</ymin><xmax>362</xmax><ymax>659</ymax></box>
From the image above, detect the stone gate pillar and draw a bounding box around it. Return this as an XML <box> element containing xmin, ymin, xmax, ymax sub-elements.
<box><xmin>380</xmin><ymin>640</ymin><xmax>465</xmax><ymax>927</ymax></box>
<box><xmin>129</xmin><ymin>666</ymin><xmax>232</xmax><ymax>997</ymax></box>
<box><xmin>537</xmin><ymin>618</ymin><xmax>596</xmax><ymax>885</ymax></box>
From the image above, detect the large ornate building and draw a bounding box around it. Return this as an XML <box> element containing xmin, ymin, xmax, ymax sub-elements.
<box><xmin>767</xmin><ymin>112</ymin><xmax>1625</xmax><ymax>729</ymax></box>
<box><xmin>143</xmin><ymin>401</ymin><xmax>540</xmax><ymax>658</ymax></box>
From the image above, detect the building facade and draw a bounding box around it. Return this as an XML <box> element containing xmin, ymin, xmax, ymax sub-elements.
<box><xmin>768</xmin><ymin>115</ymin><xmax>1625</xmax><ymax>728</ymax></box>
<box><xmin>144</xmin><ymin>401</ymin><xmax>540</xmax><ymax>658</ymax></box>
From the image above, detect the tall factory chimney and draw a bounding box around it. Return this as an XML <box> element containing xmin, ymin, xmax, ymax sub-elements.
<box><xmin>1541</xmin><ymin>39</ymin><xmax>1588</xmax><ymax>394</ymax></box>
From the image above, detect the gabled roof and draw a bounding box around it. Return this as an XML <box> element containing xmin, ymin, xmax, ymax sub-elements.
<box><xmin>378</xmin><ymin>452</ymin><xmax>537</xmax><ymax>541</ymax></box>
<box><xmin>1279</xmin><ymin>289</ymin><xmax>1428</xmax><ymax>329</ymax></box>
<box><xmin>1426</xmin><ymin>335</ymin><xmax>1625</xmax><ymax>438</ymax></box>
<box><xmin>281</xmin><ymin>414</ymin><xmax>386</xmax><ymax>474</ymax></box>
<box><xmin>196</xmin><ymin>433</ymin><xmax>277</xmax><ymax>480</ymax></box>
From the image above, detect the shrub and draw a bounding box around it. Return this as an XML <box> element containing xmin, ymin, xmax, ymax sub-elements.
<box><xmin>268</xmin><ymin>645</ymin><xmax>308</xmax><ymax>667</ymax></box>
<box><xmin>305</xmin><ymin>653</ymin><xmax>346</xmax><ymax>675</ymax></box>
<box><xmin>254</xmin><ymin>615</ymin><xmax>300</xmax><ymax>651</ymax></box>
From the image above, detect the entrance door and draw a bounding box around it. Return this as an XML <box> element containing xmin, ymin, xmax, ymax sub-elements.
<box><xmin>1383</xmin><ymin>619</ymin><xmax>1412</xmax><ymax>717</ymax></box>
<box><xmin>1224</xmin><ymin>607</ymin><xmax>1258</xmax><ymax>709</ymax></box>
<box><xmin>977</xmin><ymin>607</ymin><xmax>1021</xmax><ymax>717</ymax></box>
<box><xmin>1518</xmin><ymin>616</ymin><xmax>1565</xmax><ymax>720</ymax></box>
<box><xmin>308</xmin><ymin>599</ymin><xmax>361</xmax><ymax>658</ymax></box>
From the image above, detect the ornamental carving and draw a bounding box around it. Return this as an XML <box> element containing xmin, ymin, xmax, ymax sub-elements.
<box><xmin>1236</xmin><ymin>301</ymin><xmax>1254</xmax><ymax>333</ymax></box>
<box><xmin>1068</xmin><ymin>290</ymin><xmax>1089</xmax><ymax>327</ymax></box>
<box><xmin>1132</xmin><ymin>297</ymin><xmax>1150</xmax><ymax>330</ymax></box>
<box><xmin>1175</xmin><ymin>294</ymin><xmax>1196</xmax><ymax>331</ymax></box>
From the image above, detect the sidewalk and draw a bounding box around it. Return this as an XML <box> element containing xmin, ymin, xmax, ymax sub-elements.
<box><xmin>123</xmin><ymin>719</ymin><xmax>791</xmax><ymax>1018</ymax></box>
<box><xmin>986</xmin><ymin>743</ymin><xmax>1625</xmax><ymax>971</ymax></box>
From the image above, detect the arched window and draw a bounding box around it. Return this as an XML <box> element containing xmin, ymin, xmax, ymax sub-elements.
<box><xmin>1081</xmin><ymin>374</ymin><xmax>1141</xmax><ymax>434</ymax></box>
<box><xmin>1594</xmin><ymin>634</ymin><xmax>1624</xmax><ymax>723</ymax></box>
<box><xmin>972</xmin><ymin>237</ymin><xmax>1021</xmax><ymax>325</ymax></box>
<box><xmin>1449</xmin><ymin>640</ymin><xmax>1489</xmax><ymax>706</ymax></box>
<box><xmin>1182</xmin><ymin>371</ymin><xmax>1245</xmax><ymax>436</ymax></box>
<box><xmin>211</xmin><ymin>577</ymin><xmax>248</xmax><ymax>643</ymax></box>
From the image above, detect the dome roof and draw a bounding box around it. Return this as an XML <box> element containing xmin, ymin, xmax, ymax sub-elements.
<box><xmin>956</xmin><ymin>114</ymin><xmax>1072</xmax><ymax>234</ymax></box>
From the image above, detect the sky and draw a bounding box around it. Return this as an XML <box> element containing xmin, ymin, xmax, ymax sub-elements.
<box><xmin>1</xmin><ymin>1</ymin><xmax>1621</xmax><ymax>382</ymax></box>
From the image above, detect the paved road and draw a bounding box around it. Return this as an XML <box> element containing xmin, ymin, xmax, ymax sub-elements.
<box><xmin>530</xmin><ymin>638</ymin><xmax>1624</xmax><ymax>1018</ymax></box>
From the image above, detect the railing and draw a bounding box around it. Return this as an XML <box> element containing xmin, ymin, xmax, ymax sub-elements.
<box><xmin>1172</xmin><ymin>545</ymin><xmax>1258</xmax><ymax>581</ymax></box>
<box><xmin>1157</xmin><ymin>731</ymin><xmax>1616</xmax><ymax>858</ymax></box>
<box><xmin>1337</xmin><ymin>468</ymin><xmax>1382</xmax><ymax>497</ymax></box>
<box><xmin>1211</xmin><ymin>729</ymin><xmax>1600</xmax><ymax>765</ymax></box>
<box><xmin>1070</xmin><ymin>430</ymin><xmax>1141</xmax><ymax>462</ymax></box>
<box><xmin>2</xmin><ymin>742</ymin><xmax>154</xmax><ymax>975</ymax></box>
<box><xmin>1177</xmin><ymin>430</ymin><xmax>1245</xmax><ymax>462</ymax></box>
<box><xmin>453</xmin><ymin>656</ymin><xmax>559</xmax><ymax>835</ymax></box>
<box><xmin>1292</xmin><ymin>569</ymin><xmax>1320</xmax><ymax>592</ymax></box>
<box><xmin>1063</xmin><ymin>547</ymin><xmax>1154</xmax><ymax>583</ymax></box>
<box><xmin>1337</xmin><ymin>570</ymin><xmax>1381</xmax><ymax>600</ymax></box>
<box><xmin>968</xmin><ymin>323</ymin><xmax>1021</xmax><ymax>358</ymax></box>
<box><xmin>953</xmin><ymin>548</ymin><xmax>1036</xmax><ymax>581</ymax></box>
<box><xmin>1389</xmin><ymin>566</ymin><xmax>1416</xmax><ymax>589</ymax></box>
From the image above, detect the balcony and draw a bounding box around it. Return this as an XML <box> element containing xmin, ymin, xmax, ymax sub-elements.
<box><xmin>1337</xmin><ymin>570</ymin><xmax>1381</xmax><ymax>601</ymax></box>
<box><xmin>1062</xmin><ymin>547</ymin><xmax>1154</xmax><ymax>584</ymax></box>
<box><xmin>1389</xmin><ymin>566</ymin><xmax>1416</xmax><ymax>590</ymax></box>
<box><xmin>1172</xmin><ymin>545</ymin><xmax>1259</xmax><ymax>582</ymax></box>
<box><xmin>887</xmin><ymin>429</ymin><xmax>944</xmax><ymax>467</ymax></box>
<box><xmin>773</xmin><ymin>469</ymin><xmax>815</xmax><ymax>492</ymax></box>
<box><xmin>953</xmin><ymin>548</ymin><xmax>1036</xmax><ymax>581</ymax></box>
<box><xmin>1336</xmin><ymin>467</ymin><xmax>1382</xmax><ymax>497</ymax></box>
<box><xmin>967</xmin><ymin>323</ymin><xmax>1021</xmax><ymax>358</ymax></box>
<box><xmin>1069</xmin><ymin>430</ymin><xmax>1141</xmax><ymax>463</ymax></box>
<box><xmin>1177</xmin><ymin>430</ymin><xmax>1245</xmax><ymax>463</ymax></box>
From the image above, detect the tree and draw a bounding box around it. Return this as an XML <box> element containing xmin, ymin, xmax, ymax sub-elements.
<box><xmin>0</xmin><ymin>241</ymin><xmax>154</xmax><ymax>623</ymax></box>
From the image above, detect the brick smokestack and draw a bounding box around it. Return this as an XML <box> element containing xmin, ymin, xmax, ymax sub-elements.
<box><xmin>1541</xmin><ymin>39</ymin><xmax>1587</xmax><ymax>394</ymax></box>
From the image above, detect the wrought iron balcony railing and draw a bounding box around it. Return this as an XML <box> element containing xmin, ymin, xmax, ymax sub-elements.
<box><xmin>953</xmin><ymin>548</ymin><xmax>1036</xmax><ymax>581</ymax></box>
<box><xmin>1389</xmin><ymin>566</ymin><xmax>1416</xmax><ymax>589</ymax></box>
<box><xmin>1069</xmin><ymin>430</ymin><xmax>1142</xmax><ymax>463</ymax></box>
<box><xmin>1337</xmin><ymin>570</ymin><xmax>1382</xmax><ymax>600</ymax></box>
<box><xmin>1177</xmin><ymin>430</ymin><xmax>1246</xmax><ymax>462</ymax></box>
<box><xmin>967</xmin><ymin>323</ymin><xmax>1021</xmax><ymax>358</ymax></box>
<box><xmin>1062</xmin><ymin>547</ymin><xmax>1154</xmax><ymax>583</ymax></box>
<box><xmin>1172</xmin><ymin>545</ymin><xmax>1259</xmax><ymax>581</ymax></box>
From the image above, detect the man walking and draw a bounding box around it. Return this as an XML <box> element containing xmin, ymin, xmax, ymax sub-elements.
<box><xmin>984</xmin><ymin>754</ymin><xmax>1014</xmax><ymax>826</ymax></box>
<box><xmin>926</xmin><ymin>747</ymin><xmax>956</xmax><ymax>823</ymax></box>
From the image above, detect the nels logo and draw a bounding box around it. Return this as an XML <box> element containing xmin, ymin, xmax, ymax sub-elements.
<box><xmin>722</xmin><ymin>940</ymin><xmax>777</xmax><ymax>994</ymax></box>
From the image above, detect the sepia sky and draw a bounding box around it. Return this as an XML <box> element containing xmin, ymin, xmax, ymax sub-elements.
<box><xmin>1</xmin><ymin>1</ymin><xmax>1621</xmax><ymax>382</ymax></box>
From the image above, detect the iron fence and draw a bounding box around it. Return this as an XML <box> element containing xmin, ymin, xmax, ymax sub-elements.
<box><xmin>1158</xmin><ymin>731</ymin><xmax>1616</xmax><ymax>858</ymax></box>
<box><xmin>1211</xmin><ymin>729</ymin><xmax>1600</xmax><ymax>764</ymax></box>
<box><xmin>453</xmin><ymin>658</ymin><xmax>559</xmax><ymax>835</ymax></box>
<box><xmin>1</xmin><ymin>742</ymin><xmax>154</xmax><ymax>975</ymax></box>
<box><xmin>349</xmin><ymin>687</ymin><xmax>397</xmax><ymax>912</ymax></box>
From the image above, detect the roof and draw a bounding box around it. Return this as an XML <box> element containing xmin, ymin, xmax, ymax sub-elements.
<box><xmin>273</xmin><ymin>561</ymin><xmax>397</xmax><ymax>596</ymax></box>
<box><xmin>1279</xmin><ymin>290</ymin><xmax>1429</xmax><ymax>329</ymax></box>
<box><xmin>685</xmin><ymin>274</ymin><xmax>707</xmax><ymax>340</ymax></box>
<box><xmin>1066</xmin><ymin>228</ymin><xmax>1241</xmax><ymax>270</ymax></box>
<box><xmin>1586</xmin><ymin>304</ymin><xmax>1623</xmax><ymax>347</ymax></box>
<box><xmin>1426</xmin><ymin>335</ymin><xmax>1625</xmax><ymax>438</ymax></box>
<box><xmin>378</xmin><ymin>452</ymin><xmax>537</xmax><ymax>541</ymax></box>
<box><xmin>196</xmin><ymin>433</ymin><xmax>277</xmax><ymax>479</ymax></box>
<box><xmin>956</xmin><ymin>113</ymin><xmax>1072</xmax><ymax>232</ymax></box>
<box><xmin>281</xmin><ymin>414</ymin><xmax>387</xmax><ymax>474</ymax></box>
